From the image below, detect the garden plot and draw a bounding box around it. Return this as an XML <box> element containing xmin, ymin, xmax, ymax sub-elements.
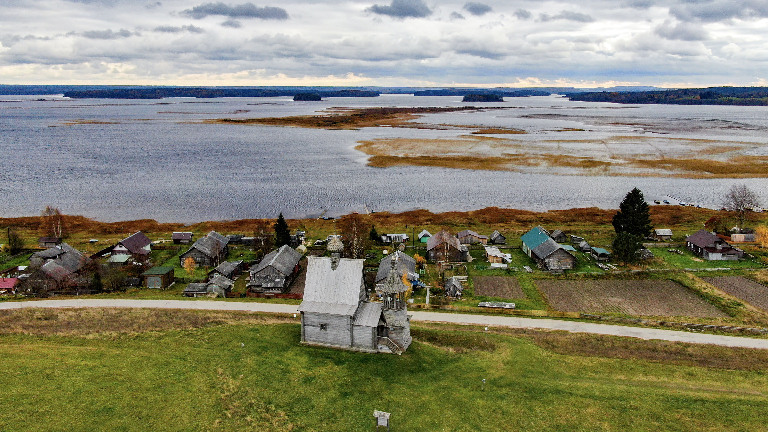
<box><xmin>536</xmin><ymin>279</ymin><xmax>726</xmax><ymax>318</ymax></box>
<box><xmin>474</xmin><ymin>276</ymin><xmax>526</xmax><ymax>299</ymax></box>
<box><xmin>703</xmin><ymin>276</ymin><xmax>768</xmax><ymax>312</ymax></box>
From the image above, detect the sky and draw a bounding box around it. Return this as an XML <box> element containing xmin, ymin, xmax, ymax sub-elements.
<box><xmin>1</xmin><ymin>0</ymin><xmax>768</xmax><ymax>87</ymax></box>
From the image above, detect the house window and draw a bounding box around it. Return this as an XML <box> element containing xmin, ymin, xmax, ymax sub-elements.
<box><xmin>319</xmin><ymin>323</ymin><xmax>328</xmax><ymax>331</ymax></box>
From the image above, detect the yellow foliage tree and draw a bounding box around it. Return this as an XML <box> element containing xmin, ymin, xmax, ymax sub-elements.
<box><xmin>756</xmin><ymin>225</ymin><xmax>768</xmax><ymax>248</ymax></box>
<box><xmin>183</xmin><ymin>257</ymin><xmax>196</xmax><ymax>276</ymax></box>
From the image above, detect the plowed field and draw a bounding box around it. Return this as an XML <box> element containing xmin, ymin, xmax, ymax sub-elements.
<box><xmin>703</xmin><ymin>276</ymin><xmax>768</xmax><ymax>312</ymax></box>
<box><xmin>474</xmin><ymin>276</ymin><xmax>526</xmax><ymax>299</ymax></box>
<box><xmin>536</xmin><ymin>279</ymin><xmax>725</xmax><ymax>317</ymax></box>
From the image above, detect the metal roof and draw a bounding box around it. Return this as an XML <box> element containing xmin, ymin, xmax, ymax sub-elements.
<box><xmin>40</xmin><ymin>260</ymin><xmax>72</xmax><ymax>281</ymax></box>
<box><xmin>521</xmin><ymin>227</ymin><xmax>550</xmax><ymax>250</ymax></box>
<box><xmin>655</xmin><ymin>229</ymin><xmax>673</xmax><ymax>236</ymax></box>
<box><xmin>427</xmin><ymin>230</ymin><xmax>463</xmax><ymax>251</ymax></box>
<box><xmin>119</xmin><ymin>231</ymin><xmax>152</xmax><ymax>255</ymax></box>
<box><xmin>531</xmin><ymin>238</ymin><xmax>566</xmax><ymax>260</ymax></box>
<box><xmin>183</xmin><ymin>283</ymin><xmax>208</xmax><ymax>294</ymax></box>
<box><xmin>591</xmin><ymin>247</ymin><xmax>611</xmax><ymax>256</ymax></box>
<box><xmin>213</xmin><ymin>260</ymin><xmax>243</xmax><ymax>277</ymax></box>
<box><xmin>251</xmin><ymin>245</ymin><xmax>302</xmax><ymax>276</ymax></box>
<box><xmin>353</xmin><ymin>302</ymin><xmax>383</xmax><ymax>327</ymax></box>
<box><xmin>172</xmin><ymin>232</ymin><xmax>193</xmax><ymax>240</ymax></box>
<box><xmin>142</xmin><ymin>266</ymin><xmax>174</xmax><ymax>276</ymax></box>
<box><xmin>418</xmin><ymin>230</ymin><xmax>431</xmax><ymax>239</ymax></box>
<box><xmin>686</xmin><ymin>230</ymin><xmax>721</xmax><ymax>248</ymax></box>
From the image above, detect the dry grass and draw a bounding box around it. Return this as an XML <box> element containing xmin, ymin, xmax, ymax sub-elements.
<box><xmin>0</xmin><ymin>308</ymin><xmax>295</xmax><ymax>336</ymax></box>
<box><xmin>632</xmin><ymin>156</ymin><xmax>768</xmax><ymax>178</ymax></box>
<box><xmin>207</xmin><ymin>106</ymin><xmax>483</xmax><ymax>130</ymax></box>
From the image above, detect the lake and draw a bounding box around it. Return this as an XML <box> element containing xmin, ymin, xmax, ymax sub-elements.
<box><xmin>2</xmin><ymin>94</ymin><xmax>768</xmax><ymax>222</ymax></box>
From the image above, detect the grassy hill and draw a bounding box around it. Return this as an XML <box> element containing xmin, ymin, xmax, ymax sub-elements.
<box><xmin>1</xmin><ymin>308</ymin><xmax>767</xmax><ymax>431</ymax></box>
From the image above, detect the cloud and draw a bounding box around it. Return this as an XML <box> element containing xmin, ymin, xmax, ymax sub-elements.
<box><xmin>182</xmin><ymin>3</ymin><xmax>289</xmax><ymax>20</ymax></box>
<box><xmin>654</xmin><ymin>20</ymin><xmax>708</xmax><ymax>41</ymax></box>
<box><xmin>221</xmin><ymin>19</ymin><xmax>242</xmax><ymax>28</ymax></box>
<box><xmin>81</xmin><ymin>29</ymin><xmax>135</xmax><ymax>39</ymax></box>
<box><xmin>450</xmin><ymin>12</ymin><xmax>465</xmax><ymax>20</ymax></box>
<box><xmin>539</xmin><ymin>11</ymin><xmax>594</xmax><ymax>23</ymax></box>
<box><xmin>671</xmin><ymin>0</ymin><xmax>768</xmax><ymax>22</ymax></box>
<box><xmin>514</xmin><ymin>9</ymin><xmax>531</xmax><ymax>20</ymax></box>
<box><xmin>153</xmin><ymin>25</ymin><xmax>204</xmax><ymax>33</ymax></box>
<box><xmin>463</xmin><ymin>2</ymin><xmax>492</xmax><ymax>16</ymax></box>
<box><xmin>366</xmin><ymin>0</ymin><xmax>432</xmax><ymax>18</ymax></box>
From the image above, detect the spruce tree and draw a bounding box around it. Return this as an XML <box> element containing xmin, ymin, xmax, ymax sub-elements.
<box><xmin>273</xmin><ymin>213</ymin><xmax>291</xmax><ymax>247</ymax></box>
<box><xmin>612</xmin><ymin>188</ymin><xmax>652</xmax><ymax>237</ymax></box>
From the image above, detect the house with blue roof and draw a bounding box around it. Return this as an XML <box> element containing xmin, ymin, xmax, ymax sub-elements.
<box><xmin>521</xmin><ymin>226</ymin><xmax>577</xmax><ymax>272</ymax></box>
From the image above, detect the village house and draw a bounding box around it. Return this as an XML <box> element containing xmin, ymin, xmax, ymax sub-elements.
<box><xmin>37</xmin><ymin>236</ymin><xmax>62</xmax><ymax>248</ymax></box>
<box><xmin>652</xmin><ymin>229</ymin><xmax>673</xmax><ymax>241</ymax></box>
<box><xmin>247</xmin><ymin>245</ymin><xmax>302</xmax><ymax>294</ymax></box>
<box><xmin>142</xmin><ymin>266</ymin><xmax>174</xmax><ymax>289</ymax></box>
<box><xmin>209</xmin><ymin>260</ymin><xmax>245</xmax><ymax>281</ymax></box>
<box><xmin>521</xmin><ymin>227</ymin><xmax>576</xmax><ymax>272</ymax></box>
<box><xmin>172</xmin><ymin>232</ymin><xmax>194</xmax><ymax>244</ymax></box>
<box><xmin>112</xmin><ymin>231</ymin><xmax>152</xmax><ymax>258</ymax></box>
<box><xmin>444</xmin><ymin>276</ymin><xmax>463</xmax><ymax>298</ymax></box>
<box><xmin>298</xmin><ymin>253</ymin><xmax>411</xmax><ymax>354</ymax></box>
<box><xmin>426</xmin><ymin>230</ymin><xmax>468</xmax><ymax>262</ymax></box>
<box><xmin>376</xmin><ymin>251</ymin><xmax>417</xmax><ymax>285</ymax></box>
<box><xmin>26</xmin><ymin>243</ymin><xmax>91</xmax><ymax>295</ymax></box>
<box><xmin>550</xmin><ymin>230</ymin><xmax>568</xmax><ymax>243</ymax></box>
<box><xmin>686</xmin><ymin>230</ymin><xmax>744</xmax><ymax>260</ymax></box>
<box><xmin>183</xmin><ymin>274</ymin><xmax>234</xmax><ymax>298</ymax></box>
<box><xmin>0</xmin><ymin>277</ymin><xmax>19</xmax><ymax>295</ymax></box>
<box><xmin>179</xmin><ymin>231</ymin><xmax>229</xmax><ymax>267</ymax></box>
<box><xmin>489</xmin><ymin>230</ymin><xmax>506</xmax><ymax>245</ymax></box>
<box><xmin>484</xmin><ymin>245</ymin><xmax>511</xmax><ymax>266</ymax></box>
<box><xmin>457</xmin><ymin>230</ymin><xmax>488</xmax><ymax>245</ymax></box>
<box><xmin>418</xmin><ymin>230</ymin><xmax>432</xmax><ymax>244</ymax></box>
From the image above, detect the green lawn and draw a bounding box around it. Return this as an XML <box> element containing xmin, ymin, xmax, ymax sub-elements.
<box><xmin>1</xmin><ymin>319</ymin><xmax>766</xmax><ymax>431</ymax></box>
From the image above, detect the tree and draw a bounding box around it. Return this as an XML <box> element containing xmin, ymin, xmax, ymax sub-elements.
<box><xmin>7</xmin><ymin>227</ymin><xmax>24</xmax><ymax>255</ymax></box>
<box><xmin>756</xmin><ymin>225</ymin><xmax>768</xmax><ymax>248</ymax></box>
<box><xmin>252</xmin><ymin>219</ymin><xmax>274</xmax><ymax>256</ymax></box>
<box><xmin>723</xmin><ymin>184</ymin><xmax>760</xmax><ymax>229</ymax></box>
<box><xmin>274</xmin><ymin>213</ymin><xmax>291</xmax><ymax>247</ymax></box>
<box><xmin>369</xmin><ymin>225</ymin><xmax>381</xmax><ymax>244</ymax></box>
<box><xmin>612</xmin><ymin>188</ymin><xmax>652</xmax><ymax>237</ymax></box>
<box><xmin>612</xmin><ymin>232</ymin><xmax>642</xmax><ymax>263</ymax></box>
<box><xmin>337</xmin><ymin>213</ymin><xmax>371</xmax><ymax>259</ymax></box>
<box><xmin>183</xmin><ymin>257</ymin><xmax>196</xmax><ymax>276</ymax></box>
<box><xmin>41</xmin><ymin>206</ymin><xmax>65</xmax><ymax>238</ymax></box>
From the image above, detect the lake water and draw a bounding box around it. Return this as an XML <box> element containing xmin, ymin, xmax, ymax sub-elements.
<box><xmin>2</xmin><ymin>94</ymin><xmax>768</xmax><ymax>222</ymax></box>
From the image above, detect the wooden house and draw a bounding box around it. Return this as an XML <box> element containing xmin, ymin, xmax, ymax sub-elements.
<box><xmin>489</xmin><ymin>230</ymin><xmax>506</xmax><ymax>245</ymax></box>
<box><xmin>182</xmin><ymin>274</ymin><xmax>234</xmax><ymax>298</ymax></box>
<box><xmin>457</xmin><ymin>230</ymin><xmax>488</xmax><ymax>245</ymax></box>
<box><xmin>418</xmin><ymin>230</ymin><xmax>432</xmax><ymax>243</ymax></box>
<box><xmin>652</xmin><ymin>229</ymin><xmax>673</xmax><ymax>241</ymax></box>
<box><xmin>521</xmin><ymin>227</ymin><xmax>576</xmax><ymax>272</ymax></box>
<box><xmin>38</xmin><ymin>237</ymin><xmax>62</xmax><ymax>248</ymax></box>
<box><xmin>298</xmin><ymin>255</ymin><xmax>411</xmax><ymax>354</ymax></box>
<box><xmin>550</xmin><ymin>230</ymin><xmax>568</xmax><ymax>243</ymax></box>
<box><xmin>426</xmin><ymin>230</ymin><xmax>468</xmax><ymax>262</ymax></box>
<box><xmin>484</xmin><ymin>245</ymin><xmax>510</xmax><ymax>264</ymax></box>
<box><xmin>381</xmin><ymin>233</ymin><xmax>409</xmax><ymax>244</ymax></box>
<box><xmin>26</xmin><ymin>243</ymin><xmax>90</xmax><ymax>295</ymax></box>
<box><xmin>113</xmin><ymin>231</ymin><xmax>152</xmax><ymax>258</ymax></box>
<box><xmin>142</xmin><ymin>266</ymin><xmax>174</xmax><ymax>289</ymax></box>
<box><xmin>172</xmin><ymin>232</ymin><xmax>193</xmax><ymax>244</ymax></box>
<box><xmin>247</xmin><ymin>245</ymin><xmax>302</xmax><ymax>294</ymax></box>
<box><xmin>209</xmin><ymin>260</ymin><xmax>244</xmax><ymax>280</ymax></box>
<box><xmin>179</xmin><ymin>231</ymin><xmax>229</xmax><ymax>267</ymax></box>
<box><xmin>376</xmin><ymin>251</ymin><xmax>417</xmax><ymax>285</ymax></box>
<box><xmin>0</xmin><ymin>278</ymin><xmax>19</xmax><ymax>295</ymax></box>
<box><xmin>686</xmin><ymin>230</ymin><xmax>743</xmax><ymax>260</ymax></box>
<box><xmin>444</xmin><ymin>276</ymin><xmax>463</xmax><ymax>298</ymax></box>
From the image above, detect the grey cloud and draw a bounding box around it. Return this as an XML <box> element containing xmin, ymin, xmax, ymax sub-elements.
<box><xmin>367</xmin><ymin>0</ymin><xmax>432</xmax><ymax>18</ymax></box>
<box><xmin>450</xmin><ymin>12</ymin><xmax>465</xmax><ymax>20</ymax></box>
<box><xmin>221</xmin><ymin>19</ymin><xmax>242</xmax><ymax>27</ymax></box>
<box><xmin>463</xmin><ymin>2</ymin><xmax>492</xmax><ymax>16</ymax></box>
<box><xmin>145</xmin><ymin>1</ymin><xmax>162</xmax><ymax>8</ymax></box>
<box><xmin>623</xmin><ymin>0</ymin><xmax>656</xmax><ymax>9</ymax></box>
<box><xmin>153</xmin><ymin>25</ymin><xmax>204</xmax><ymax>33</ymax></box>
<box><xmin>539</xmin><ymin>11</ymin><xmax>594</xmax><ymax>23</ymax></box>
<box><xmin>183</xmin><ymin>3</ymin><xmax>289</xmax><ymax>20</ymax></box>
<box><xmin>654</xmin><ymin>21</ymin><xmax>708</xmax><ymax>41</ymax></box>
<box><xmin>514</xmin><ymin>9</ymin><xmax>531</xmax><ymax>20</ymax></box>
<box><xmin>671</xmin><ymin>0</ymin><xmax>768</xmax><ymax>22</ymax></box>
<box><xmin>81</xmin><ymin>29</ymin><xmax>135</xmax><ymax>39</ymax></box>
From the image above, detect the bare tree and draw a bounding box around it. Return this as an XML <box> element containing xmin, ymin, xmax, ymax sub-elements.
<box><xmin>723</xmin><ymin>184</ymin><xmax>761</xmax><ymax>228</ymax></box>
<box><xmin>41</xmin><ymin>206</ymin><xmax>65</xmax><ymax>238</ymax></box>
<box><xmin>337</xmin><ymin>213</ymin><xmax>371</xmax><ymax>259</ymax></box>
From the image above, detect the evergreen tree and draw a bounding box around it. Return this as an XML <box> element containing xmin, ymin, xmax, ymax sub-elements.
<box><xmin>612</xmin><ymin>188</ymin><xmax>652</xmax><ymax>237</ymax></box>
<box><xmin>273</xmin><ymin>213</ymin><xmax>291</xmax><ymax>247</ymax></box>
<box><xmin>369</xmin><ymin>225</ymin><xmax>380</xmax><ymax>244</ymax></box>
<box><xmin>612</xmin><ymin>232</ymin><xmax>642</xmax><ymax>263</ymax></box>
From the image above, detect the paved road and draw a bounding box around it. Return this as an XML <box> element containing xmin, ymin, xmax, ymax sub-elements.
<box><xmin>3</xmin><ymin>299</ymin><xmax>768</xmax><ymax>350</ymax></box>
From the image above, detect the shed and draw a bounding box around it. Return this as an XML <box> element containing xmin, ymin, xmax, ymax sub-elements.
<box><xmin>484</xmin><ymin>245</ymin><xmax>511</xmax><ymax>264</ymax></box>
<box><xmin>444</xmin><ymin>276</ymin><xmax>463</xmax><ymax>298</ymax></box>
<box><xmin>457</xmin><ymin>230</ymin><xmax>489</xmax><ymax>245</ymax></box>
<box><xmin>489</xmin><ymin>230</ymin><xmax>506</xmax><ymax>245</ymax></box>
<box><xmin>142</xmin><ymin>266</ymin><xmax>174</xmax><ymax>289</ymax></box>
<box><xmin>38</xmin><ymin>237</ymin><xmax>62</xmax><ymax>248</ymax></box>
<box><xmin>172</xmin><ymin>232</ymin><xmax>194</xmax><ymax>244</ymax></box>
<box><xmin>730</xmin><ymin>233</ymin><xmax>756</xmax><ymax>243</ymax></box>
<box><xmin>590</xmin><ymin>247</ymin><xmax>611</xmax><ymax>261</ymax></box>
<box><xmin>653</xmin><ymin>229</ymin><xmax>673</xmax><ymax>241</ymax></box>
<box><xmin>418</xmin><ymin>230</ymin><xmax>432</xmax><ymax>243</ymax></box>
<box><xmin>550</xmin><ymin>230</ymin><xmax>568</xmax><ymax>243</ymax></box>
<box><xmin>209</xmin><ymin>260</ymin><xmax>244</xmax><ymax>280</ymax></box>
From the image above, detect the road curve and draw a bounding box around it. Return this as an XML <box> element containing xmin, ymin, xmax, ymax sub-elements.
<box><xmin>2</xmin><ymin>299</ymin><xmax>768</xmax><ymax>350</ymax></box>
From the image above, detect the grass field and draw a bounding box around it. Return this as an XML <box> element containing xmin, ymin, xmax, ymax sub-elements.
<box><xmin>1</xmin><ymin>308</ymin><xmax>767</xmax><ymax>431</ymax></box>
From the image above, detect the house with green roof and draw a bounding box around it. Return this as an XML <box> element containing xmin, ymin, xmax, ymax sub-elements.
<box><xmin>521</xmin><ymin>227</ymin><xmax>576</xmax><ymax>272</ymax></box>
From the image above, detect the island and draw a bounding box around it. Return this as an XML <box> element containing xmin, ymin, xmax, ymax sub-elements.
<box><xmin>462</xmin><ymin>94</ymin><xmax>504</xmax><ymax>102</ymax></box>
<box><xmin>293</xmin><ymin>93</ymin><xmax>322</xmax><ymax>101</ymax></box>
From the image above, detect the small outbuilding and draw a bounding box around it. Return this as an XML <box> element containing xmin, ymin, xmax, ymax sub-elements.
<box><xmin>457</xmin><ymin>230</ymin><xmax>489</xmax><ymax>245</ymax></box>
<box><xmin>590</xmin><ymin>247</ymin><xmax>611</xmax><ymax>262</ymax></box>
<box><xmin>38</xmin><ymin>237</ymin><xmax>62</xmax><ymax>248</ymax></box>
<box><xmin>489</xmin><ymin>230</ymin><xmax>506</xmax><ymax>245</ymax></box>
<box><xmin>652</xmin><ymin>229</ymin><xmax>673</xmax><ymax>241</ymax></box>
<box><xmin>172</xmin><ymin>232</ymin><xmax>194</xmax><ymax>244</ymax></box>
<box><xmin>444</xmin><ymin>276</ymin><xmax>463</xmax><ymax>298</ymax></box>
<box><xmin>142</xmin><ymin>266</ymin><xmax>174</xmax><ymax>289</ymax></box>
<box><xmin>418</xmin><ymin>230</ymin><xmax>432</xmax><ymax>243</ymax></box>
<box><xmin>209</xmin><ymin>260</ymin><xmax>244</xmax><ymax>280</ymax></box>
